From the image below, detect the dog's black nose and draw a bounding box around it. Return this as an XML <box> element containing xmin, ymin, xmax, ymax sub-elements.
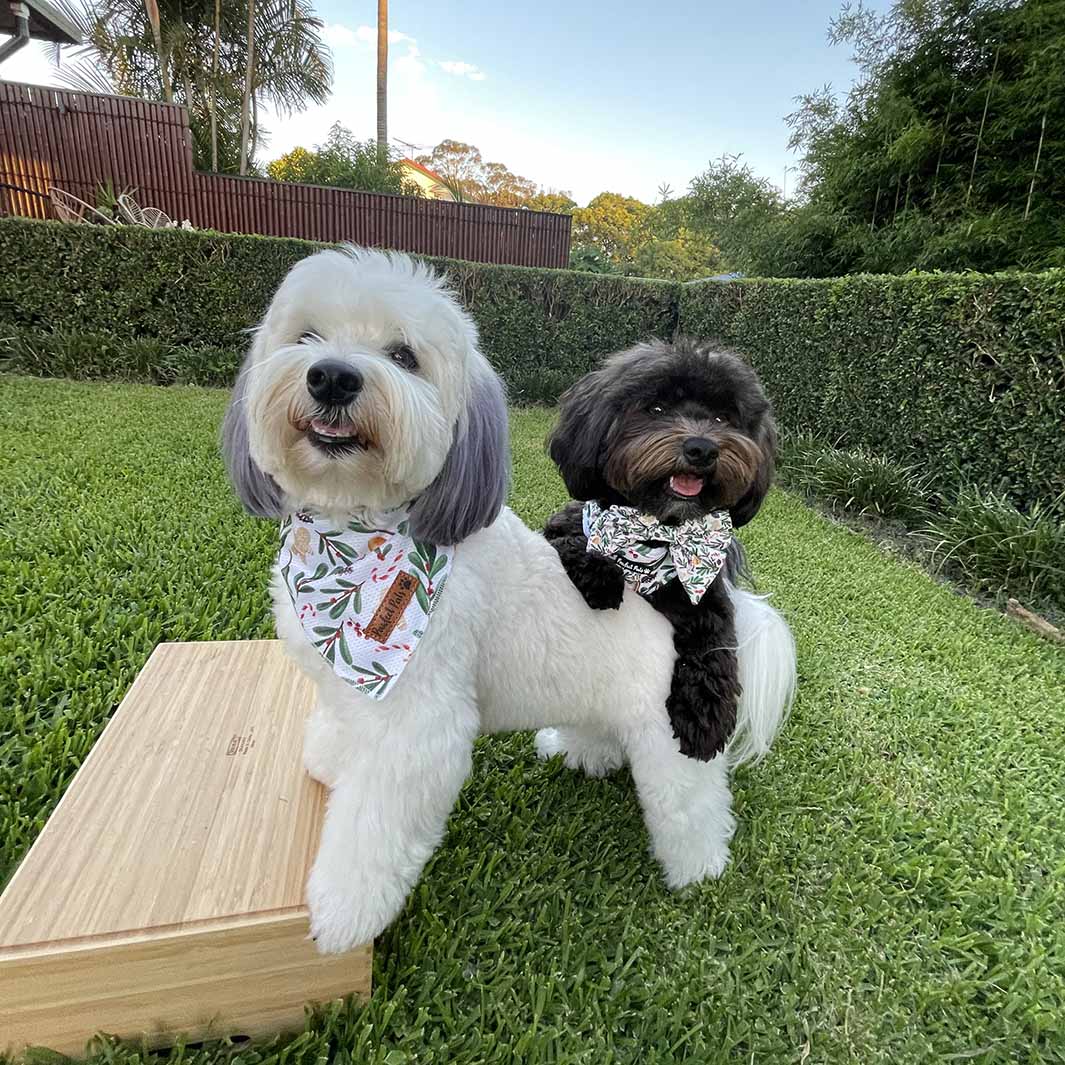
<box><xmin>306</xmin><ymin>359</ymin><xmax>362</xmax><ymax>406</ymax></box>
<box><xmin>682</xmin><ymin>436</ymin><xmax>718</xmax><ymax>466</ymax></box>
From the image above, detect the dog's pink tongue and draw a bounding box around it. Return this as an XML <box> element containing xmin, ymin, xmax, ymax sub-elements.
<box><xmin>311</xmin><ymin>418</ymin><xmax>353</xmax><ymax>437</ymax></box>
<box><xmin>670</xmin><ymin>474</ymin><xmax>704</xmax><ymax>497</ymax></box>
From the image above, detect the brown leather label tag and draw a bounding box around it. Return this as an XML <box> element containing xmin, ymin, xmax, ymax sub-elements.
<box><xmin>364</xmin><ymin>572</ymin><xmax>419</xmax><ymax>642</ymax></box>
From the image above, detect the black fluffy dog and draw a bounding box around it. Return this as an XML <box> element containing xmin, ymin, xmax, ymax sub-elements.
<box><xmin>544</xmin><ymin>339</ymin><xmax>777</xmax><ymax>761</ymax></box>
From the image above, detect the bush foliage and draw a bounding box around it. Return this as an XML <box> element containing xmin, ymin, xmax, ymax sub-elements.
<box><xmin>3</xmin><ymin>218</ymin><xmax>1062</xmax><ymax>518</ymax></box>
<box><xmin>0</xmin><ymin>218</ymin><xmax>678</xmax><ymax>403</ymax></box>
<box><xmin>681</xmin><ymin>271</ymin><xmax>1065</xmax><ymax>515</ymax></box>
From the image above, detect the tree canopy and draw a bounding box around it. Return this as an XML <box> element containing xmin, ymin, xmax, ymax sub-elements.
<box><xmin>53</xmin><ymin>0</ymin><xmax>332</xmax><ymax>174</ymax></box>
<box><xmin>414</xmin><ymin>140</ymin><xmax>539</xmax><ymax>206</ymax></box>
<box><xmin>267</xmin><ymin>123</ymin><xmax>419</xmax><ymax>195</ymax></box>
<box><xmin>767</xmin><ymin>0</ymin><xmax>1065</xmax><ymax>275</ymax></box>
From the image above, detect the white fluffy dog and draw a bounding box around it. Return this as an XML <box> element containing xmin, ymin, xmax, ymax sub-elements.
<box><xmin>222</xmin><ymin>247</ymin><xmax>796</xmax><ymax>954</ymax></box>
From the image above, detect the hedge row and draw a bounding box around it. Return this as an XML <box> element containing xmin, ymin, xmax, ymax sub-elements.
<box><xmin>3</xmin><ymin>218</ymin><xmax>1062</xmax><ymax>513</ymax></box>
<box><xmin>680</xmin><ymin>272</ymin><xmax>1065</xmax><ymax>515</ymax></box>
<box><xmin>0</xmin><ymin>218</ymin><xmax>678</xmax><ymax>403</ymax></box>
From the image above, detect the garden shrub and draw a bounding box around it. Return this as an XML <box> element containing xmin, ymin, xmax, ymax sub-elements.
<box><xmin>0</xmin><ymin>217</ymin><xmax>679</xmax><ymax>402</ymax></box>
<box><xmin>680</xmin><ymin>271</ymin><xmax>1065</xmax><ymax>515</ymax></box>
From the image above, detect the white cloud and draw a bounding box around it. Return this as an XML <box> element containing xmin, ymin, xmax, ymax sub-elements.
<box><xmin>324</xmin><ymin>24</ymin><xmax>417</xmax><ymax>49</ymax></box>
<box><xmin>322</xmin><ymin>24</ymin><xmax>359</xmax><ymax>47</ymax></box>
<box><xmin>438</xmin><ymin>60</ymin><xmax>486</xmax><ymax>81</ymax></box>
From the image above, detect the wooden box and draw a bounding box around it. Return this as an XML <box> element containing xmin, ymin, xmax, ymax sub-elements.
<box><xmin>0</xmin><ymin>641</ymin><xmax>371</xmax><ymax>1058</ymax></box>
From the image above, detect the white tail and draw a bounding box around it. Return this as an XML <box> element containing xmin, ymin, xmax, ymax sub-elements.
<box><xmin>725</xmin><ymin>583</ymin><xmax>797</xmax><ymax>767</ymax></box>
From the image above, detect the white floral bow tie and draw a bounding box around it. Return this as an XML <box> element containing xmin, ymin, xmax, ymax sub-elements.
<box><xmin>583</xmin><ymin>501</ymin><xmax>733</xmax><ymax>604</ymax></box>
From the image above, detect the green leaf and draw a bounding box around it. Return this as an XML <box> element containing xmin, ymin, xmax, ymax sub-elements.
<box><xmin>429</xmin><ymin>555</ymin><xmax>448</xmax><ymax>578</ymax></box>
<box><xmin>415</xmin><ymin>582</ymin><xmax>430</xmax><ymax>614</ymax></box>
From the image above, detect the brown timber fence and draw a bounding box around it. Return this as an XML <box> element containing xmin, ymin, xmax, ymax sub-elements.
<box><xmin>0</xmin><ymin>80</ymin><xmax>571</xmax><ymax>268</ymax></box>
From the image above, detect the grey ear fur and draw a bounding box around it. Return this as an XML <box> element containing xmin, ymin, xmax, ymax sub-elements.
<box><xmin>408</xmin><ymin>364</ymin><xmax>510</xmax><ymax>544</ymax></box>
<box><xmin>221</xmin><ymin>364</ymin><xmax>286</xmax><ymax>519</ymax></box>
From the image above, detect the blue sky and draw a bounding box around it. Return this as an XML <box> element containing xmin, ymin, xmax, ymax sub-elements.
<box><xmin>3</xmin><ymin>0</ymin><xmax>890</xmax><ymax>204</ymax></box>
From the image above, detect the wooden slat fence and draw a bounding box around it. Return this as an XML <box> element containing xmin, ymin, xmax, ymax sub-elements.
<box><xmin>0</xmin><ymin>81</ymin><xmax>571</xmax><ymax>268</ymax></box>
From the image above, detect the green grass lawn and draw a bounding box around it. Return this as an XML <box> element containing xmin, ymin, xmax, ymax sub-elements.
<box><xmin>2</xmin><ymin>376</ymin><xmax>1063</xmax><ymax>1065</ymax></box>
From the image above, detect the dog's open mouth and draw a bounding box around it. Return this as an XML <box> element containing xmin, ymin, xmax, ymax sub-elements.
<box><xmin>304</xmin><ymin>417</ymin><xmax>371</xmax><ymax>455</ymax></box>
<box><xmin>669</xmin><ymin>473</ymin><xmax>705</xmax><ymax>498</ymax></box>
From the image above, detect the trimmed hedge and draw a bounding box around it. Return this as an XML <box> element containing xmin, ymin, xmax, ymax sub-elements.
<box><xmin>3</xmin><ymin>218</ymin><xmax>1062</xmax><ymax>513</ymax></box>
<box><xmin>680</xmin><ymin>272</ymin><xmax>1065</xmax><ymax>515</ymax></box>
<box><xmin>0</xmin><ymin>217</ymin><xmax>679</xmax><ymax>403</ymax></box>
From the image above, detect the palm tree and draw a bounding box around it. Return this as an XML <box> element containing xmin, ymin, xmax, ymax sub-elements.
<box><xmin>209</xmin><ymin>0</ymin><xmax>220</xmax><ymax>170</ymax></box>
<box><xmin>142</xmin><ymin>0</ymin><xmax>172</xmax><ymax>101</ymax></box>
<box><xmin>50</xmin><ymin>0</ymin><xmax>332</xmax><ymax>174</ymax></box>
<box><xmin>376</xmin><ymin>0</ymin><xmax>387</xmax><ymax>159</ymax></box>
<box><xmin>239</xmin><ymin>0</ymin><xmax>255</xmax><ymax>174</ymax></box>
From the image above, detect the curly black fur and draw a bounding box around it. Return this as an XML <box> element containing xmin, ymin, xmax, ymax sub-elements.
<box><xmin>543</xmin><ymin>339</ymin><xmax>777</xmax><ymax>762</ymax></box>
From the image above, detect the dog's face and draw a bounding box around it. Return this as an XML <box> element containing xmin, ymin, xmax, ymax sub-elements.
<box><xmin>222</xmin><ymin>247</ymin><xmax>509</xmax><ymax>543</ymax></box>
<box><xmin>549</xmin><ymin>341</ymin><xmax>776</xmax><ymax>526</ymax></box>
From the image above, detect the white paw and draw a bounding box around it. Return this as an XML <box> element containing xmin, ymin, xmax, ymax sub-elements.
<box><xmin>305</xmin><ymin>862</ymin><xmax>401</xmax><ymax>955</ymax></box>
<box><xmin>302</xmin><ymin>743</ymin><xmax>340</xmax><ymax>789</ymax></box>
<box><xmin>658</xmin><ymin>840</ymin><xmax>732</xmax><ymax>889</ymax></box>
<box><xmin>534</xmin><ymin>728</ymin><xmax>565</xmax><ymax>760</ymax></box>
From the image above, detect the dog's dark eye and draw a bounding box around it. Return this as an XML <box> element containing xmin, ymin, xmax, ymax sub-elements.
<box><xmin>649</xmin><ymin>404</ymin><xmax>665</xmax><ymax>416</ymax></box>
<box><xmin>389</xmin><ymin>343</ymin><xmax>418</xmax><ymax>372</ymax></box>
<box><xmin>713</xmin><ymin>414</ymin><xmax>728</xmax><ymax>424</ymax></box>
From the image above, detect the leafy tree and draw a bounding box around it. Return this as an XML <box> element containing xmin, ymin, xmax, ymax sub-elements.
<box><xmin>684</xmin><ymin>156</ymin><xmax>785</xmax><ymax>274</ymax></box>
<box><xmin>524</xmin><ymin>191</ymin><xmax>576</xmax><ymax>214</ymax></box>
<box><xmin>784</xmin><ymin>0</ymin><xmax>1065</xmax><ymax>273</ymax></box>
<box><xmin>51</xmin><ymin>0</ymin><xmax>332</xmax><ymax>174</ymax></box>
<box><xmin>414</xmin><ymin>140</ymin><xmax>538</xmax><ymax>206</ymax></box>
<box><xmin>267</xmin><ymin>123</ymin><xmax>420</xmax><ymax>194</ymax></box>
<box><xmin>569</xmin><ymin>243</ymin><xmax>617</xmax><ymax>273</ymax></box>
<box><xmin>571</xmin><ymin>192</ymin><xmax>652</xmax><ymax>265</ymax></box>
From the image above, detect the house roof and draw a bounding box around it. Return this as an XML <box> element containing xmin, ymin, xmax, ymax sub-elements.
<box><xmin>400</xmin><ymin>158</ymin><xmax>449</xmax><ymax>185</ymax></box>
<box><xmin>0</xmin><ymin>0</ymin><xmax>81</xmax><ymax>44</ymax></box>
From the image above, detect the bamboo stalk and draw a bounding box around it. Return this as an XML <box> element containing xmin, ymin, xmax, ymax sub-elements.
<box><xmin>1023</xmin><ymin>106</ymin><xmax>1047</xmax><ymax>222</ymax></box>
<box><xmin>931</xmin><ymin>86</ymin><xmax>956</xmax><ymax>206</ymax></box>
<box><xmin>966</xmin><ymin>45</ymin><xmax>1000</xmax><ymax>207</ymax></box>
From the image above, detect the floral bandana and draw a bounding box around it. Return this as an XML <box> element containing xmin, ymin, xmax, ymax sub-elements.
<box><xmin>583</xmin><ymin>501</ymin><xmax>733</xmax><ymax>605</ymax></box>
<box><xmin>278</xmin><ymin>509</ymin><xmax>453</xmax><ymax>698</ymax></box>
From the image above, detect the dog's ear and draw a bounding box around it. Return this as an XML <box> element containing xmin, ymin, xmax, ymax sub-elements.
<box><xmin>409</xmin><ymin>361</ymin><xmax>510</xmax><ymax>544</ymax></box>
<box><xmin>547</xmin><ymin>369</ymin><xmax>615</xmax><ymax>500</ymax></box>
<box><xmin>729</xmin><ymin>416</ymin><xmax>776</xmax><ymax>527</ymax></box>
<box><xmin>221</xmin><ymin>361</ymin><xmax>286</xmax><ymax>519</ymax></box>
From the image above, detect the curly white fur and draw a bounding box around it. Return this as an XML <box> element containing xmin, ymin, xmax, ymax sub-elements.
<box><xmin>224</xmin><ymin>246</ymin><xmax>797</xmax><ymax>954</ymax></box>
